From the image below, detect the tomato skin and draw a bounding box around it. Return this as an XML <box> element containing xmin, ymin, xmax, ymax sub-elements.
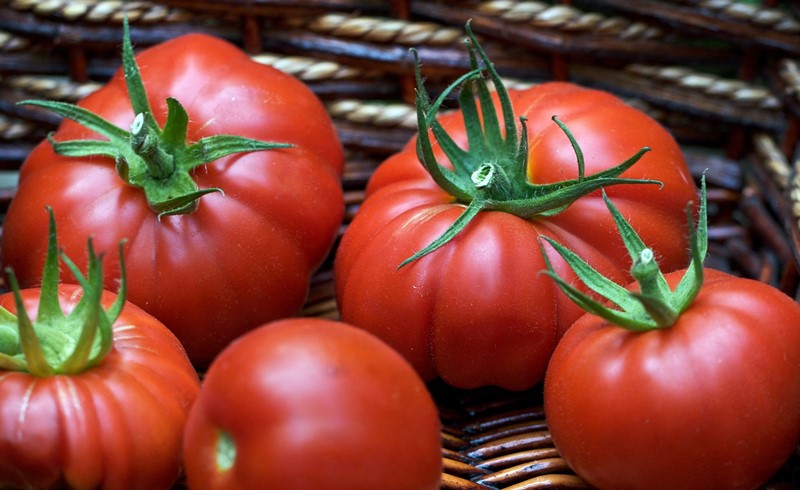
<box><xmin>1</xmin><ymin>33</ymin><xmax>344</xmax><ymax>367</ymax></box>
<box><xmin>334</xmin><ymin>82</ymin><xmax>696</xmax><ymax>390</ymax></box>
<box><xmin>0</xmin><ymin>285</ymin><xmax>200</xmax><ymax>490</ymax></box>
<box><xmin>544</xmin><ymin>269</ymin><xmax>800</xmax><ymax>490</ymax></box>
<box><xmin>183</xmin><ymin>318</ymin><xmax>442</xmax><ymax>490</ymax></box>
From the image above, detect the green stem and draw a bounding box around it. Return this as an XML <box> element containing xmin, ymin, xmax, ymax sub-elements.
<box><xmin>632</xmin><ymin>293</ymin><xmax>679</xmax><ymax>328</ymax></box>
<box><xmin>631</xmin><ymin>248</ymin><xmax>668</xmax><ymax>297</ymax></box>
<box><xmin>471</xmin><ymin>162</ymin><xmax>513</xmax><ymax>197</ymax></box>
<box><xmin>631</xmin><ymin>249</ymin><xmax>679</xmax><ymax>326</ymax></box>
<box><xmin>130</xmin><ymin>113</ymin><xmax>175</xmax><ymax>179</ymax></box>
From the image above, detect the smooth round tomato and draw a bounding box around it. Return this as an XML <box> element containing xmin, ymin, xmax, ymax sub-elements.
<box><xmin>544</xmin><ymin>268</ymin><xmax>800</xmax><ymax>490</ymax></box>
<box><xmin>335</xmin><ymin>81</ymin><xmax>696</xmax><ymax>390</ymax></box>
<box><xmin>182</xmin><ymin>318</ymin><xmax>442</xmax><ymax>490</ymax></box>
<box><xmin>1</xmin><ymin>32</ymin><xmax>344</xmax><ymax>367</ymax></box>
<box><xmin>0</xmin><ymin>285</ymin><xmax>200</xmax><ymax>489</ymax></box>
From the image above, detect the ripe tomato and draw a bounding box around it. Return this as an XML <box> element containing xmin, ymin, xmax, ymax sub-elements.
<box><xmin>182</xmin><ymin>318</ymin><xmax>442</xmax><ymax>490</ymax></box>
<box><xmin>0</xmin><ymin>218</ymin><xmax>200</xmax><ymax>489</ymax></box>
<box><xmin>541</xmin><ymin>178</ymin><xmax>800</xmax><ymax>489</ymax></box>
<box><xmin>334</xmin><ymin>34</ymin><xmax>696</xmax><ymax>390</ymax></box>
<box><xmin>1</xmin><ymin>25</ymin><xmax>344</xmax><ymax>367</ymax></box>
<box><xmin>544</xmin><ymin>268</ymin><xmax>800</xmax><ymax>490</ymax></box>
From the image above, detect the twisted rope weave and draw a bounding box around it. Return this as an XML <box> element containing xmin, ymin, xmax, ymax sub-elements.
<box><xmin>626</xmin><ymin>64</ymin><xmax>781</xmax><ymax>109</ymax></box>
<box><xmin>326</xmin><ymin>100</ymin><xmax>417</xmax><ymax>129</ymax></box>
<box><xmin>477</xmin><ymin>0</ymin><xmax>663</xmax><ymax>39</ymax></box>
<box><xmin>251</xmin><ymin>53</ymin><xmax>379</xmax><ymax>81</ymax></box>
<box><xmin>753</xmin><ymin>133</ymin><xmax>791</xmax><ymax>191</ymax></box>
<box><xmin>666</xmin><ymin>0</ymin><xmax>800</xmax><ymax>32</ymax></box>
<box><xmin>2</xmin><ymin>75</ymin><xmax>102</xmax><ymax>101</ymax></box>
<box><xmin>0</xmin><ymin>28</ymin><xmax>30</xmax><ymax>51</ymax></box>
<box><xmin>289</xmin><ymin>13</ymin><xmax>464</xmax><ymax>46</ymax></box>
<box><xmin>0</xmin><ymin>114</ymin><xmax>35</xmax><ymax>140</ymax></box>
<box><xmin>7</xmin><ymin>0</ymin><xmax>192</xmax><ymax>23</ymax></box>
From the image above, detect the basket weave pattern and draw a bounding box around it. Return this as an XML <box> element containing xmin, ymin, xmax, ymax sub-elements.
<box><xmin>1</xmin><ymin>1</ymin><xmax>799</xmax><ymax>488</ymax></box>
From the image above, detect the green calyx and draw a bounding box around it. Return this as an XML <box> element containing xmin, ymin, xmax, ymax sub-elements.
<box><xmin>540</xmin><ymin>174</ymin><xmax>708</xmax><ymax>331</ymax></box>
<box><xmin>19</xmin><ymin>18</ymin><xmax>291</xmax><ymax>218</ymax></box>
<box><xmin>400</xmin><ymin>22</ymin><xmax>660</xmax><ymax>268</ymax></box>
<box><xmin>0</xmin><ymin>207</ymin><xmax>126</xmax><ymax>376</ymax></box>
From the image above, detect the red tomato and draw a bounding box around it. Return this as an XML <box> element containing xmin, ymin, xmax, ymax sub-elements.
<box><xmin>0</xmin><ymin>285</ymin><xmax>200</xmax><ymax>489</ymax></box>
<box><xmin>544</xmin><ymin>268</ymin><xmax>800</xmax><ymax>490</ymax></box>
<box><xmin>335</xmin><ymin>80</ymin><xmax>696</xmax><ymax>390</ymax></box>
<box><xmin>183</xmin><ymin>318</ymin><xmax>442</xmax><ymax>490</ymax></box>
<box><xmin>1</xmin><ymin>31</ymin><xmax>344</xmax><ymax>367</ymax></box>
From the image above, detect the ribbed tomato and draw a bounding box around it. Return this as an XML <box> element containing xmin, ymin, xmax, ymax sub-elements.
<box><xmin>334</xmin><ymin>30</ymin><xmax>696</xmax><ymax>390</ymax></box>
<box><xmin>0</xmin><ymin>210</ymin><xmax>199</xmax><ymax>489</ymax></box>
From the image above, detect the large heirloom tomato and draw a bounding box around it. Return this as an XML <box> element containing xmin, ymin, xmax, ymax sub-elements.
<box><xmin>334</xmin><ymin>27</ymin><xmax>696</xmax><ymax>390</ymax></box>
<box><xmin>1</xmin><ymin>22</ymin><xmax>344</xmax><ymax>367</ymax></box>
<box><xmin>542</xmin><ymin>180</ymin><xmax>800</xmax><ymax>490</ymax></box>
<box><xmin>0</xmin><ymin>210</ymin><xmax>200</xmax><ymax>489</ymax></box>
<box><xmin>183</xmin><ymin>318</ymin><xmax>442</xmax><ymax>490</ymax></box>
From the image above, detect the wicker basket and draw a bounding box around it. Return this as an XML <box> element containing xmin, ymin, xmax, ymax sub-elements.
<box><xmin>1</xmin><ymin>0</ymin><xmax>799</xmax><ymax>488</ymax></box>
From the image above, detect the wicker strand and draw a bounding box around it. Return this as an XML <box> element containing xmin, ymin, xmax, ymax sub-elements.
<box><xmin>0</xmin><ymin>28</ymin><xmax>30</xmax><ymax>52</ymax></box>
<box><xmin>326</xmin><ymin>99</ymin><xmax>418</xmax><ymax>128</ymax></box>
<box><xmin>625</xmin><ymin>64</ymin><xmax>781</xmax><ymax>109</ymax></box>
<box><xmin>288</xmin><ymin>13</ymin><xmax>464</xmax><ymax>46</ymax></box>
<box><xmin>792</xmin><ymin>165</ymin><xmax>800</xmax><ymax>239</ymax></box>
<box><xmin>778</xmin><ymin>59</ymin><xmax>800</xmax><ymax>105</ymax></box>
<box><xmin>326</xmin><ymin>79</ymin><xmax>537</xmax><ymax>129</ymax></box>
<box><xmin>251</xmin><ymin>53</ymin><xmax>379</xmax><ymax>81</ymax></box>
<box><xmin>476</xmin><ymin>0</ymin><xmax>663</xmax><ymax>39</ymax></box>
<box><xmin>665</xmin><ymin>0</ymin><xmax>800</xmax><ymax>33</ymax></box>
<box><xmin>325</xmin><ymin>91</ymin><xmax>675</xmax><ymax>141</ymax></box>
<box><xmin>753</xmin><ymin>132</ymin><xmax>791</xmax><ymax>191</ymax></box>
<box><xmin>751</xmin><ymin>132</ymin><xmax>800</xmax><ymax>263</ymax></box>
<box><xmin>701</xmin><ymin>0</ymin><xmax>799</xmax><ymax>32</ymax></box>
<box><xmin>0</xmin><ymin>113</ymin><xmax>35</xmax><ymax>140</ymax></box>
<box><xmin>1</xmin><ymin>52</ymin><xmax>377</xmax><ymax>101</ymax></box>
<box><xmin>7</xmin><ymin>0</ymin><xmax>192</xmax><ymax>23</ymax></box>
<box><xmin>1</xmin><ymin>75</ymin><xmax>102</xmax><ymax>102</ymax></box>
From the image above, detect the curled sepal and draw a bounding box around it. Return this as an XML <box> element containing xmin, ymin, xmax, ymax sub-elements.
<box><xmin>398</xmin><ymin>198</ymin><xmax>484</xmax><ymax>269</ymax></box>
<box><xmin>0</xmin><ymin>207</ymin><xmax>127</xmax><ymax>376</ymax></box>
<box><xmin>540</xmin><ymin>174</ymin><xmax>709</xmax><ymax>331</ymax></box>
<box><xmin>16</xmin><ymin>17</ymin><xmax>293</xmax><ymax>216</ymax></box>
<box><xmin>4</xmin><ymin>270</ymin><xmax>54</xmax><ymax>376</ymax></box>
<box><xmin>401</xmin><ymin>21</ymin><xmax>660</xmax><ymax>267</ymax></box>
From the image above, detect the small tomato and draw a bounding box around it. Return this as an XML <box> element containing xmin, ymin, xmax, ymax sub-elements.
<box><xmin>183</xmin><ymin>318</ymin><xmax>442</xmax><ymax>490</ymax></box>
